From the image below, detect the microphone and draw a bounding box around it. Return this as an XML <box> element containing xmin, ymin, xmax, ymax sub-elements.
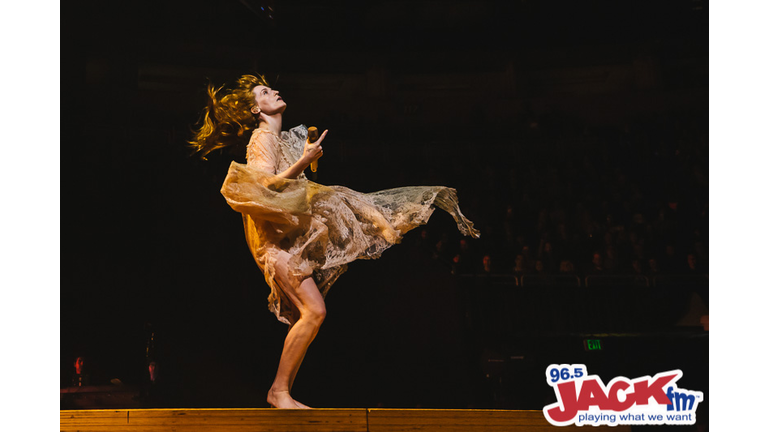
<box><xmin>308</xmin><ymin>126</ymin><xmax>320</xmax><ymax>172</ymax></box>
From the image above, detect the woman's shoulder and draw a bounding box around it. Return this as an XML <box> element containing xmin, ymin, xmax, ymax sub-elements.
<box><xmin>249</xmin><ymin>127</ymin><xmax>281</xmax><ymax>146</ymax></box>
<box><xmin>249</xmin><ymin>125</ymin><xmax>306</xmax><ymax>151</ymax></box>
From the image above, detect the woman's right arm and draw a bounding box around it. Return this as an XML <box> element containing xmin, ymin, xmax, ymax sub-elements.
<box><xmin>249</xmin><ymin>130</ymin><xmax>326</xmax><ymax>180</ymax></box>
<box><xmin>277</xmin><ymin>129</ymin><xmax>326</xmax><ymax>179</ymax></box>
<box><xmin>276</xmin><ymin>158</ymin><xmax>311</xmax><ymax>180</ymax></box>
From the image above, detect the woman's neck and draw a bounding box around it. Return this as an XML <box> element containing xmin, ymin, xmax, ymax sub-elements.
<box><xmin>258</xmin><ymin>114</ymin><xmax>283</xmax><ymax>136</ymax></box>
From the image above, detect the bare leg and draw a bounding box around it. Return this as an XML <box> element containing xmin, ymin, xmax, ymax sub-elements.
<box><xmin>285</xmin><ymin>310</ymin><xmax>311</xmax><ymax>408</ymax></box>
<box><xmin>266</xmin><ymin>254</ymin><xmax>326</xmax><ymax>409</ymax></box>
<box><xmin>287</xmin><ymin>308</ymin><xmax>309</xmax><ymax>390</ymax></box>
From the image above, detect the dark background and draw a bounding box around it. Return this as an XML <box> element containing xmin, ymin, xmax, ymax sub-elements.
<box><xmin>62</xmin><ymin>0</ymin><xmax>708</xmax><ymax>421</ymax></box>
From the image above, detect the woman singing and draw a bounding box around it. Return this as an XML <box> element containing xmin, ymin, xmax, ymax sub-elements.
<box><xmin>190</xmin><ymin>74</ymin><xmax>480</xmax><ymax>409</ymax></box>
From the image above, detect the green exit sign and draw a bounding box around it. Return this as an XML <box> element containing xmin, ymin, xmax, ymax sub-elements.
<box><xmin>584</xmin><ymin>339</ymin><xmax>602</xmax><ymax>351</ymax></box>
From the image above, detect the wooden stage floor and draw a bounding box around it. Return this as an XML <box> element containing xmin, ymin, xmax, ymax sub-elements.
<box><xmin>61</xmin><ymin>408</ymin><xmax>631</xmax><ymax>431</ymax></box>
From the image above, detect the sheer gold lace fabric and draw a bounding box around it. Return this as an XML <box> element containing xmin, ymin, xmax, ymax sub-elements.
<box><xmin>220</xmin><ymin>125</ymin><xmax>480</xmax><ymax>325</ymax></box>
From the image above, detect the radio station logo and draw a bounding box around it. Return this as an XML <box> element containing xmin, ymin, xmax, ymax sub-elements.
<box><xmin>543</xmin><ymin>364</ymin><xmax>703</xmax><ymax>427</ymax></box>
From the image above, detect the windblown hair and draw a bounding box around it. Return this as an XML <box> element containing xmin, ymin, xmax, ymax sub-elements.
<box><xmin>189</xmin><ymin>74</ymin><xmax>270</xmax><ymax>160</ymax></box>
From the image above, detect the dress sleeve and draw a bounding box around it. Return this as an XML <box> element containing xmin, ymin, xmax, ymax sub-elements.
<box><xmin>247</xmin><ymin>131</ymin><xmax>279</xmax><ymax>175</ymax></box>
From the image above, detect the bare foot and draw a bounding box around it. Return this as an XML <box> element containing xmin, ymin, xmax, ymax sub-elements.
<box><xmin>368</xmin><ymin>211</ymin><xmax>398</xmax><ymax>244</ymax></box>
<box><xmin>267</xmin><ymin>389</ymin><xmax>302</xmax><ymax>409</ymax></box>
<box><xmin>382</xmin><ymin>227</ymin><xmax>399</xmax><ymax>244</ymax></box>
<box><xmin>293</xmin><ymin>399</ymin><xmax>312</xmax><ymax>409</ymax></box>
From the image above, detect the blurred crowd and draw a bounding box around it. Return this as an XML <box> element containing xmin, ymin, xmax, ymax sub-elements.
<box><xmin>408</xmin><ymin>111</ymin><xmax>708</xmax><ymax>280</ymax></box>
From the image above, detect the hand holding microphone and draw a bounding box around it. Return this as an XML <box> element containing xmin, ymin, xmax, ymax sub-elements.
<box><xmin>305</xmin><ymin>127</ymin><xmax>326</xmax><ymax>172</ymax></box>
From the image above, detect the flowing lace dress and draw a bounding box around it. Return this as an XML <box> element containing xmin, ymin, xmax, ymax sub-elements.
<box><xmin>220</xmin><ymin>125</ymin><xmax>480</xmax><ymax>325</ymax></box>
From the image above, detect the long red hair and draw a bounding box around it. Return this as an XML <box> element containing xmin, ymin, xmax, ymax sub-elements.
<box><xmin>189</xmin><ymin>74</ymin><xmax>269</xmax><ymax>160</ymax></box>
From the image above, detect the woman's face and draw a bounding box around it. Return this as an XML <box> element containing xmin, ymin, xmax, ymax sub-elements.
<box><xmin>252</xmin><ymin>85</ymin><xmax>286</xmax><ymax>115</ymax></box>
